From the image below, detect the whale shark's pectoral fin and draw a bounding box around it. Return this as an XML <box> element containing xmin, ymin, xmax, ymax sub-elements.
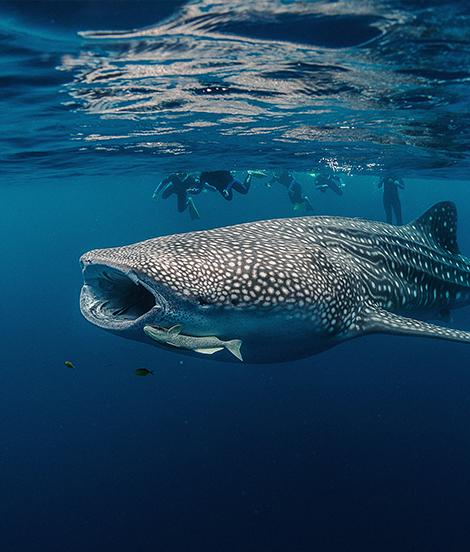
<box><xmin>360</xmin><ymin>305</ymin><xmax>470</xmax><ymax>344</ymax></box>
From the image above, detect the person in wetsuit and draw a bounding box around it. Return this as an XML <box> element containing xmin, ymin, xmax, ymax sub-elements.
<box><xmin>268</xmin><ymin>170</ymin><xmax>313</xmax><ymax>212</ymax></box>
<box><xmin>378</xmin><ymin>173</ymin><xmax>404</xmax><ymax>225</ymax></box>
<box><xmin>314</xmin><ymin>171</ymin><xmax>345</xmax><ymax>195</ymax></box>
<box><xmin>198</xmin><ymin>170</ymin><xmax>252</xmax><ymax>201</ymax></box>
<box><xmin>153</xmin><ymin>172</ymin><xmax>202</xmax><ymax>220</ymax></box>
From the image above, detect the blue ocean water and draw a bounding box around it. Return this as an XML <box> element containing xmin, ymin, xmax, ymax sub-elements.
<box><xmin>1</xmin><ymin>1</ymin><xmax>470</xmax><ymax>551</ymax></box>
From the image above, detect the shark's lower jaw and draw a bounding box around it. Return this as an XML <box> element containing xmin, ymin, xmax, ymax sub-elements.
<box><xmin>79</xmin><ymin>263</ymin><xmax>166</xmax><ymax>331</ymax></box>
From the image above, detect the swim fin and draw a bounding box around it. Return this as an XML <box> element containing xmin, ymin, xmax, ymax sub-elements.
<box><xmin>305</xmin><ymin>196</ymin><xmax>314</xmax><ymax>212</ymax></box>
<box><xmin>293</xmin><ymin>203</ymin><xmax>303</xmax><ymax>211</ymax></box>
<box><xmin>187</xmin><ymin>197</ymin><xmax>200</xmax><ymax>220</ymax></box>
<box><xmin>249</xmin><ymin>170</ymin><xmax>268</xmax><ymax>178</ymax></box>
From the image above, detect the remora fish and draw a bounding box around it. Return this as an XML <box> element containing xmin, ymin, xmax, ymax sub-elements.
<box><xmin>79</xmin><ymin>201</ymin><xmax>470</xmax><ymax>364</ymax></box>
<box><xmin>143</xmin><ymin>324</ymin><xmax>243</xmax><ymax>361</ymax></box>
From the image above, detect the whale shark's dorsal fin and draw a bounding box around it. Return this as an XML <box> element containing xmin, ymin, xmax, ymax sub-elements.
<box><xmin>359</xmin><ymin>304</ymin><xmax>470</xmax><ymax>344</ymax></box>
<box><xmin>407</xmin><ymin>201</ymin><xmax>460</xmax><ymax>254</ymax></box>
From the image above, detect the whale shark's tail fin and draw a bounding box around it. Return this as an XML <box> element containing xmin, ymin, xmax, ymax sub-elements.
<box><xmin>359</xmin><ymin>305</ymin><xmax>470</xmax><ymax>344</ymax></box>
<box><xmin>407</xmin><ymin>201</ymin><xmax>460</xmax><ymax>254</ymax></box>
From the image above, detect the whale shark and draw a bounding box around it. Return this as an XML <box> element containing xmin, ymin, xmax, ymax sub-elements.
<box><xmin>79</xmin><ymin>201</ymin><xmax>470</xmax><ymax>363</ymax></box>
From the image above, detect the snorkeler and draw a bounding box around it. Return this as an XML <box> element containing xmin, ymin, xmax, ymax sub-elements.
<box><xmin>313</xmin><ymin>170</ymin><xmax>345</xmax><ymax>196</ymax></box>
<box><xmin>198</xmin><ymin>170</ymin><xmax>252</xmax><ymax>201</ymax></box>
<box><xmin>378</xmin><ymin>173</ymin><xmax>404</xmax><ymax>225</ymax></box>
<box><xmin>153</xmin><ymin>172</ymin><xmax>201</xmax><ymax>220</ymax></box>
<box><xmin>268</xmin><ymin>170</ymin><xmax>314</xmax><ymax>212</ymax></box>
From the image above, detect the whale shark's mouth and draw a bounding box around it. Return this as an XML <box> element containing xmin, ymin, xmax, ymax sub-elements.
<box><xmin>79</xmin><ymin>262</ymin><xmax>165</xmax><ymax>330</ymax></box>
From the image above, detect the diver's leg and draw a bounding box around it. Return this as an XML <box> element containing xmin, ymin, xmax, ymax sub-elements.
<box><xmin>383</xmin><ymin>196</ymin><xmax>393</xmax><ymax>224</ymax></box>
<box><xmin>161</xmin><ymin>183</ymin><xmax>175</xmax><ymax>200</ymax></box>
<box><xmin>221</xmin><ymin>187</ymin><xmax>233</xmax><ymax>201</ymax></box>
<box><xmin>287</xmin><ymin>189</ymin><xmax>297</xmax><ymax>205</ymax></box>
<box><xmin>241</xmin><ymin>173</ymin><xmax>252</xmax><ymax>193</ymax></box>
<box><xmin>289</xmin><ymin>182</ymin><xmax>304</xmax><ymax>211</ymax></box>
<box><xmin>177</xmin><ymin>192</ymin><xmax>188</xmax><ymax>213</ymax></box>
<box><xmin>304</xmin><ymin>196</ymin><xmax>314</xmax><ymax>212</ymax></box>
<box><xmin>290</xmin><ymin>182</ymin><xmax>303</xmax><ymax>204</ymax></box>
<box><xmin>227</xmin><ymin>176</ymin><xmax>251</xmax><ymax>196</ymax></box>
<box><xmin>153</xmin><ymin>177</ymin><xmax>170</xmax><ymax>198</ymax></box>
<box><xmin>393</xmin><ymin>197</ymin><xmax>403</xmax><ymax>225</ymax></box>
<box><xmin>187</xmin><ymin>196</ymin><xmax>200</xmax><ymax>220</ymax></box>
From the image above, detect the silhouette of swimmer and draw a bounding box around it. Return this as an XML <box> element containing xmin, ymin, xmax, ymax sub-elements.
<box><xmin>268</xmin><ymin>170</ymin><xmax>313</xmax><ymax>212</ymax></box>
<box><xmin>378</xmin><ymin>173</ymin><xmax>404</xmax><ymax>225</ymax></box>
<box><xmin>153</xmin><ymin>172</ymin><xmax>201</xmax><ymax>220</ymax></box>
<box><xmin>314</xmin><ymin>171</ymin><xmax>345</xmax><ymax>196</ymax></box>
<box><xmin>199</xmin><ymin>170</ymin><xmax>252</xmax><ymax>201</ymax></box>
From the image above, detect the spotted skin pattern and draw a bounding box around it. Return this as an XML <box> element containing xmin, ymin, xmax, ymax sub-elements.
<box><xmin>80</xmin><ymin>202</ymin><xmax>470</xmax><ymax>363</ymax></box>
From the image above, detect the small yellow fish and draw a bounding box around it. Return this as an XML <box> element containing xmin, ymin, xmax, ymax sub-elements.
<box><xmin>134</xmin><ymin>368</ymin><xmax>154</xmax><ymax>376</ymax></box>
<box><xmin>65</xmin><ymin>361</ymin><xmax>75</xmax><ymax>369</ymax></box>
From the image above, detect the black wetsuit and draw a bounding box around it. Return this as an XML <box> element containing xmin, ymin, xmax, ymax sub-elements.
<box><xmin>315</xmin><ymin>173</ymin><xmax>344</xmax><ymax>196</ymax></box>
<box><xmin>199</xmin><ymin>171</ymin><xmax>251</xmax><ymax>201</ymax></box>
<box><xmin>159</xmin><ymin>173</ymin><xmax>198</xmax><ymax>213</ymax></box>
<box><xmin>270</xmin><ymin>171</ymin><xmax>306</xmax><ymax>206</ymax></box>
<box><xmin>378</xmin><ymin>175</ymin><xmax>404</xmax><ymax>225</ymax></box>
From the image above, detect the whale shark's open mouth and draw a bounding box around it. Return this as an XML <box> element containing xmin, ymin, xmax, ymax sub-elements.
<box><xmin>80</xmin><ymin>262</ymin><xmax>165</xmax><ymax>330</ymax></box>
